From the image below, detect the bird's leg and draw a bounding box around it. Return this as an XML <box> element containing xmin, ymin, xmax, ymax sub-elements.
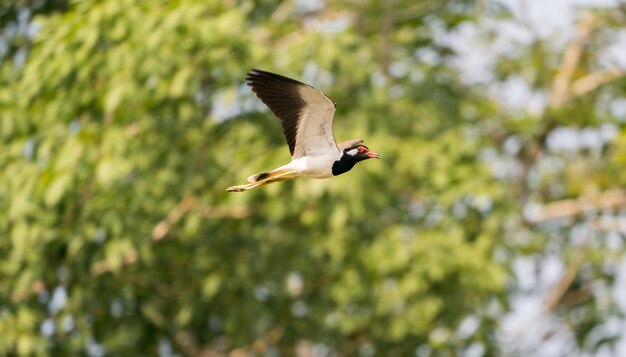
<box><xmin>226</xmin><ymin>180</ymin><xmax>271</xmax><ymax>192</ymax></box>
<box><xmin>226</xmin><ymin>169</ymin><xmax>297</xmax><ymax>193</ymax></box>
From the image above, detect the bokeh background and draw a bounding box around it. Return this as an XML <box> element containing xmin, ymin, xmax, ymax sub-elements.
<box><xmin>2</xmin><ymin>0</ymin><xmax>626</xmax><ymax>355</ymax></box>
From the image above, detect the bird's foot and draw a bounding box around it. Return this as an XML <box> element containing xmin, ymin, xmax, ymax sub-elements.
<box><xmin>226</xmin><ymin>185</ymin><xmax>246</xmax><ymax>192</ymax></box>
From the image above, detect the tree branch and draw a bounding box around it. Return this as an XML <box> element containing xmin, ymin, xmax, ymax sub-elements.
<box><xmin>592</xmin><ymin>216</ymin><xmax>626</xmax><ymax>234</ymax></box>
<box><xmin>90</xmin><ymin>250</ymin><xmax>138</xmax><ymax>275</ymax></box>
<box><xmin>90</xmin><ymin>196</ymin><xmax>251</xmax><ymax>276</ymax></box>
<box><xmin>549</xmin><ymin>13</ymin><xmax>599</xmax><ymax>108</ymax></box>
<box><xmin>543</xmin><ymin>244</ymin><xmax>587</xmax><ymax>312</ymax></box>
<box><xmin>152</xmin><ymin>196</ymin><xmax>198</xmax><ymax>241</ymax></box>
<box><xmin>527</xmin><ymin>189</ymin><xmax>626</xmax><ymax>224</ymax></box>
<box><xmin>152</xmin><ymin>196</ymin><xmax>251</xmax><ymax>241</ymax></box>
<box><xmin>571</xmin><ymin>68</ymin><xmax>626</xmax><ymax>97</ymax></box>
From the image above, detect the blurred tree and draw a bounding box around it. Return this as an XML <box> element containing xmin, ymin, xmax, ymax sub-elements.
<box><xmin>0</xmin><ymin>0</ymin><xmax>69</xmax><ymax>66</ymax></box>
<box><xmin>0</xmin><ymin>0</ymin><xmax>625</xmax><ymax>356</ymax></box>
<box><xmin>462</xmin><ymin>4</ymin><xmax>626</xmax><ymax>355</ymax></box>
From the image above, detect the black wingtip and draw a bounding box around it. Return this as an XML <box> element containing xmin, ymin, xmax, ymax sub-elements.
<box><xmin>246</xmin><ymin>68</ymin><xmax>262</xmax><ymax>77</ymax></box>
<box><xmin>245</xmin><ymin>69</ymin><xmax>260</xmax><ymax>84</ymax></box>
<box><xmin>246</xmin><ymin>68</ymin><xmax>272</xmax><ymax>79</ymax></box>
<box><xmin>245</xmin><ymin>69</ymin><xmax>313</xmax><ymax>89</ymax></box>
<box><xmin>245</xmin><ymin>69</ymin><xmax>271</xmax><ymax>87</ymax></box>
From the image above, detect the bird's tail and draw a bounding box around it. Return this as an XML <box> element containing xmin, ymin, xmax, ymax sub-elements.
<box><xmin>226</xmin><ymin>169</ymin><xmax>298</xmax><ymax>193</ymax></box>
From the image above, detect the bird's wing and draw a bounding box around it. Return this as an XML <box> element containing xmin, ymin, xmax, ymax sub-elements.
<box><xmin>337</xmin><ymin>139</ymin><xmax>364</xmax><ymax>151</ymax></box>
<box><xmin>246</xmin><ymin>69</ymin><xmax>340</xmax><ymax>159</ymax></box>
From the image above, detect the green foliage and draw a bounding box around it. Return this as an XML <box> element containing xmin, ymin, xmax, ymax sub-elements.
<box><xmin>1</xmin><ymin>0</ymin><xmax>625</xmax><ymax>356</ymax></box>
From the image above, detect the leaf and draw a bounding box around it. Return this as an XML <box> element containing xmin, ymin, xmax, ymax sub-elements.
<box><xmin>202</xmin><ymin>273</ymin><xmax>222</xmax><ymax>299</ymax></box>
<box><xmin>104</xmin><ymin>85</ymin><xmax>126</xmax><ymax>114</ymax></box>
<box><xmin>44</xmin><ymin>173</ymin><xmax>71</xmax><ymax>207</ymax></box>
<box><xmin>170</xmin><ymin>67</ymin><xmax>193</xmax><ymax>98</ymax></box>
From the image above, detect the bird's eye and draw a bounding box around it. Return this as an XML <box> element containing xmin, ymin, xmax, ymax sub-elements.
<box><xmin>357</xmin><ymin>145</ymin><xmax>369</xmax><ymax>152</ymax></box>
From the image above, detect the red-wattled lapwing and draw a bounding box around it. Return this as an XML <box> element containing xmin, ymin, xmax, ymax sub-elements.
<box><xmin>226</xmin><ymin>69</ymin><xmax>381</xmax><ymax>193</ymax></box>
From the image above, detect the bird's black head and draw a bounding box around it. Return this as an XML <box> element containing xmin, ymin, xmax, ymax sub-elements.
<box><xmin>344</xmin><ymin>144</ymin><xmax>382</xmax><ymax>161</ymax></box>
<box><xmin>332</xmin><ymin>144</ymin><xmax>381</xmax><ymax>176</ymax></box>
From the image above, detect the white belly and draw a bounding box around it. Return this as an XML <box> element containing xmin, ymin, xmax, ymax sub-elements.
<box><xmin>278</xmin><ymin>155</ymin><xmax>340</xmax><ymax>179</ymax></box>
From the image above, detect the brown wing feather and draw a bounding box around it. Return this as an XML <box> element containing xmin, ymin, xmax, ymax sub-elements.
<box><xmin>246</xmin><ymin>69</ymin><xmax>337</xmax><ymax>158</ymax></box>
<box><xmin>337</xmin><ymin>139</ymin><xmax>364</xmax><ymax>151</ymax></box>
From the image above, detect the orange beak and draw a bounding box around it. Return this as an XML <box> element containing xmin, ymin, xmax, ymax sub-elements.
<box><xmin>367</xmin><ymin>151</ymin><xmax>382</xmax><ymax>159</ymax></box>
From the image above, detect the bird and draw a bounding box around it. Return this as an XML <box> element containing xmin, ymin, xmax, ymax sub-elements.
<box><xmin>226</xmin><ymin>69</ymin><xmax>380</xmax><ymax>193</ymax></box>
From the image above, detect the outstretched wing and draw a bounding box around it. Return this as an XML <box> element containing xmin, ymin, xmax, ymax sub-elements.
<box><xmin>337</xmin><ymin>139</ymin><xmax>364</xmax><ymax>151</ymax></box>
<box><xmin>246</xmin><ymin>69</ymin><xmax>340</xmax><ymax>159</ymax></box>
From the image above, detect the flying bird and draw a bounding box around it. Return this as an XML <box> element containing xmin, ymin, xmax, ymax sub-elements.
<box><xmin>226</xmin><ymin>69</ymin><xmax>380</xmax><ymax>192</ymax></box>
